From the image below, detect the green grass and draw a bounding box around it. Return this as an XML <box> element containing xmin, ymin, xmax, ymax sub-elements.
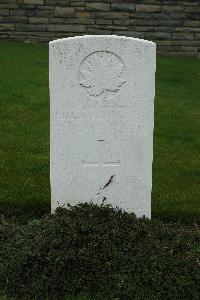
<box><xmin>0</xmin><ymin>41</ymin><xmax>199</xmax><ymax>223</ymax></box>
<box><xmin>153</xmin><ymin>54</ymin><xmax>200</xmax><ymax>221</ymax></box>
<box><xmin>0</xmin><ymin>41</ymin><xmax>50</xmax><ymax>221</ymax></box>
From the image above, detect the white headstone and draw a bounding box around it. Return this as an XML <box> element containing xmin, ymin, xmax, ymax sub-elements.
<box><xmin>50</xmin><ymin>35</ymin><xmax>156</xmax><ymax>218</ymax></box>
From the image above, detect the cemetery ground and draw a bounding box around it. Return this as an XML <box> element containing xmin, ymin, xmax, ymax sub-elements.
<box><xmin>0</xmin><ymin>41</ymin><xmax>200</xmax><ymax>299</ymax></box>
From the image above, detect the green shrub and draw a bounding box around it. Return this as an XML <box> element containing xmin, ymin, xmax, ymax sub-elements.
<box><xmin>0</xmin><ymin>202</ymin><xmax>200</xmax><ymax>299</ymax></box>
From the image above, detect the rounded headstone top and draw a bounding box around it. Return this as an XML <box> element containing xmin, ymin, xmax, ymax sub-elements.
<box><xmin>49</xmin><ymin>35</ymin><xmax>156</xmax><ymax>48</ymax></box>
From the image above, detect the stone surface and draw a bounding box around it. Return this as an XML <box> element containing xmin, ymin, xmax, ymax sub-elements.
<box><xmin>0</xmin><ymin>9</ymin><xmax>9</xmax><ymax>15</ymax></box>
<box><xmin>55</xmin><ymin>7</ymin><xmax>75</xmax><ymax>17</ymax></box>
<box><xmin>172</xmin><ymin>32</ymin><xmax>194</xmax><ymax>40</ymax></box>
<box><xmin>0</xmin><ymin>16</ymin><xmax>28</xmax><ymax>23</ymax></box>
<box><xmin>50</xmin><ymin>35</ymin><xmax>156</xmax><ymax>218</ymax></box>
<box><xmin>91</xmin><ymin>11</ymin><xmax>129</xmax><ymax>19</ymax></box>
<box><xmin>23</xmin><ymin>0</ymin><xmax>44</xmax><ymax>4</ymax></box>
<box><xmin>76</xmin><ymin>11</ymin><xmax>90</xmax><ymax>18</ymax></box>
<box><xmin>29</xmin><ymin>17</ymin><xmax>48</xmax><ymax>23</ymax></box>
<box><xmin>0</xmin><ymin>23</ymin><xmax>14</xmax><ymax>30</ymax></box>
<box><xmin>111</xmin><ymin>3</ymin><xmax>135</xmax><ymax>12</ymax></box>
<box><xmin>86</xmin><ymin>2</ymin><xmax>110</xmax><ymax>11</ymax></box>
<box><xmin>16</xmin><ymin>23</ymin><xmax>46</xmax><ymax>31</ymax></box>
<box><xmin>136</xmin><ymin>5</ymin><xmax>161</xmax><ymax>12</ymax></box>
<box><xmin>47</xmin><ymin>24</ymin><xmax>86</xmax><ymax>32</ymax></box>
<box><xmin>145</xmin><ymin>32</ymin><xmax>171</xmax><ymax>40</ymax></box>
<box><xmin>0</xmin><ymin>0</ymin><xmax>199</xmax><ymax>57</ymax></box>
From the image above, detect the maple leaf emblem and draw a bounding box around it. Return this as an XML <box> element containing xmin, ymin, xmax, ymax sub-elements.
<box><xmin>79</xmin><ymin>51</ymin><xmax>126</xmax><ymax>98</ymax></box>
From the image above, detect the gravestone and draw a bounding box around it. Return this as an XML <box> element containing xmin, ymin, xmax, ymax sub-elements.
<box><xmin>50</xmin><ymin>35</ymin><xmax>156</xmax><ymax>218</ymax></box>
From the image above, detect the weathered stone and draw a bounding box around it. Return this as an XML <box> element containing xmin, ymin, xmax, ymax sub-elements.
<box><xmin>161</xmin><ymin>0</ymin><xmax>198</xmax><ymax>4</ymax></box>
<box><xmin>76</xmin><ymin>11</ymin><xmax>90</xmax><ymax>18</ymax></box>
<box><xmin>0</xmin><ymin>4</ymin><xmax>18</xmax><ymax>8</ymax></box>
<box><xmin>0</xmin><ymin>16</ymin><xmax>28</xmax><ymax>23</ymax></box>
<box><xmin>14</xmin><ymin>31</ymin><xmax>54</xmax><ymax>36</ymax></box>
<box><xmin>172</xmin><ymin>32</ymin><xmax>194</xmax><ymax>40</ymax></box>
<box><xmin>86</xmin><ymin>3</ymin><xmax>110</xmax><ymax>12</ymax></box>
<box><xmin>37</xmin><ymin>5</ymin><xmax>53</xmax><ymax>10</ymax></box>
<box><xmin>54</xmin><ymin>32</ymin><xmax>83</xmax><ymax>38</ymax></box>
<box><xmin>49</xmin><ymin>35</ymin><xmax>156</xmax><ymax>218</ymax></box>
<box><xmin>109</xmin><ymin>25</ymin><xmax>128</xmax><ymax>31</ymax></box>
<box><xmin>111</xmin><ymin>3</ymin><xmax>135</xmax><ymax>12</ymax></box>
<box><xmin>157</xmin><ymin>50</ymin><xmax>197</xmax><ymax>58</ymax></box>
<box><xmin>10</xmin><ymin>9</ymin><xmax>25</xmax><ymax>16</ymax></box>
<box><xmin>0</xmin><ymin>23</ymin><xmax>15</xmax><ymax>30</ymax></box>
<box><xmin>161</xmin><ymin>5</ymin><xmax>184</xmax><ymax>12</ymax></box>
<box><xmin>178</xmin><ymin>52</ymin><xmax>198</xmax><ymax>57</ymax></box>
<box><xmin>128</xmin><ymin>25</ymin><xmax>154</xmax><ymax>32</ymax></box>
<box><xmin>55</xmin><ymin>7</ymin><xmax>75</xmax><ymax>18</ymax></box>
<box><xmin>29</xmin><ymin>17</ymin><xmax>48</xmax><ymax>23</ymax></box>
<box><xmin>187</xmin><ymin>13</ymin><xmax>200</xmax><ymax>21</ymax></box>
<box><xmin>160</xmin><ymin>40</ymin><xmax>200</xmax><ymax>46</ymax></box>
<box><xmin>119</xmin><ymin>31</ymin><xmax>145</xmax><ymax>38</ymax></box>
<box><xmin>86</xmin><ymin>28</ymin><xmax>112</xmax><ymax>34</ymax></box>
<box><xmin>48</xmin><ymin>17</ymin><xmax>67</xmax><ymax>24</ymax></box>
<box><xmin>10</xmin><ymin>8</ymin><xmax>35</xmax><ymax>16</ymax></box>
<box><xmin>195</xmin><ymin>33</ymin><xmax>200</xmax><ymax>40</ymax></box>
<box><xmin>181</xmin><ymin>46</ymin><xmax>198</xmax><ymax>52</ymax></box>
<box><xmin>136</xmin><ymin>5</ymin><xmax>161</xmax><ymax>12</ymax></box>
<box><xmin>145</xmin><ymin>32</ymin><xmax>171</xmax><ymax>40</ymax></box>
<box><xmin>19</xmin><ymin>4</ymin><xmax>37</xmax><ymax>9</ymax></box>
<box><xmin>185</xmin><ymin>6</ymin><xmax>200</xmax><ymax>13</ymax></box>
<box><xmin>130</xmin><ymin>12</ymin><xmax>169</xmax><ymax>19</ymax></box>
<box><xmin>16</xmin><ymin>24</ymin><xmax>46</xmax><ymax>31</ymax></box>
<box><xmin>24</xmin><ymin>0</ymin><xmax>44</xmax><ymax>4</ymax></box>
<box><xmin>75</xmin><ymin>7</ymin><xmax>85</xmax><ymax>12</ymax></box>
<box><xmin>45</xmin><ymin>0</ymin><xmax>69</xmax><ymax>6</ymax></box>
<box><xmin>171</xmin><ymin>13</ymin><xmax>187</xmax><ymax>20</ymax></box>
<box><xmin>0</xmin><ymin>9</ymin><xmax>9</xmax><ymax>16</ymax></box>
<box><xmin>113</xmin><ymin>19</ymin><xmax>133</xmax><ymax>26</ymax></box>
<box><xmin>154</xmin><ymin>26</ymin><xmax>176</xmax><ymax>32</ymax></box>
<box><xmin>0</xmin><ymin>0</ymin><xmax>199</xmax><ymax>58</ymax></box>
<box><xmin>68</xmin><ymin>18</ymin><xmax>95</xmax><ymax>24</ymax></box>
<box><xmin>47</xmin><ymin>24</ymin><xmax>86</xmax><ymax>32</ymax></box>
<box><xmin>49</xmin><ymin>17</ymin><xmax>94</xmax><ymax>25</ymax></box>
<box><xmin>88</xmin><ymin>24</ymin><xmax>127</xmax><ymax>31</ymax></box>
<box><xmin>183</xmin><ymin>20</ymin><xmax>200</xmax><ymax>27</ymax></box>
<box><xmin>0</xmin><ymin>0</ymin><xmax>22</xmax><ymax>3</ymax></box>
<box><xmin>158</xmin><ymin>45</ymin><xmax>180</xmax><ymax>51</ymax></box>
<box><xmin>91</xmin><ymin>12</ymin><xmax>129</xmax><ymax>19</ymax></box>
<box><xmin>96</xmin><ymin>19</ymin><xmax>112</xmax><ymax>25</ymax></box>
<box><xmin>176</xmin><ymin>26</ymin><xmax>200</xmax><ymax>33</ymax></box>
<box><xmin>121</xmin><ymin>19</ymin><xmax>181</xmax><ymax>27</ymax></box>
<box><xmin>70</xmin><ymin>2</ymin><xmax>85</xmax><ymax>7</ymax></box>
<box><xmin>178</xmin><ymin>1</ymin><xmax>199</xmax><ymax>5</ymax></box>
<box><xmin>0</xmin><ymin>34</ymin><xmax>8</xmax><ymax>38</ymax></box>
<box><xmin>37</xmin><ymin>9</ymin><xmax>54</xmax><ymax>17</ymax></box>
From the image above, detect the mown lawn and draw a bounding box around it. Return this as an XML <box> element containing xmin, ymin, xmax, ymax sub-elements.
<box><xmin>0</xmin><ymin>41</ymin><xmax>199</xmax><ymax>223</ymax></box>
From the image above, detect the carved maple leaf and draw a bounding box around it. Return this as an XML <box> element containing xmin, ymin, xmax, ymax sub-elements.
<box><xmin>79</xmin><ymin>51</ymin><xmax>126</xmax><ymax>97</ymax></box>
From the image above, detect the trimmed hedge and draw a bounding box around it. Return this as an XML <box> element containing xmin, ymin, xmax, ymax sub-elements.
<box><xmin>0</xmin><ymin>202</ymin><xmax>200</xmax><ymax>299</ymax></box>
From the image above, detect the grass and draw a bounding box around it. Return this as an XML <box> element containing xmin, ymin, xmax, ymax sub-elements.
<box><xmin>0</xmin><ymin>41</ymin><xmax>50</xmax><ymax>221</ymax></box>
<box><xmin>0</xmin><ymin>41</ymin><xmax>199</xmax><ymax>223</ymax></box>
<box><xmin>153</xmin><ymin>54</ymin><xmax>200</xmax><ymax>221</ymax></box>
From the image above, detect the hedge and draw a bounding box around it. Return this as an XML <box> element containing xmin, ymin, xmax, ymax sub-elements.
<box><xmin>0</xmin><ymin>202</ymin><xmax>200</xmax><ymax>299</ymax></box>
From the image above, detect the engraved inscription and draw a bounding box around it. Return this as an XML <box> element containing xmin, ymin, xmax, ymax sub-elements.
<box><xmin>82</xmin><ymin>161</ymin><xmax>121</xmax><ymax>167</ymax></box>
<box><xmin>79</xmin><ymin>51</ymin><xmax>126</xmax><ymax>98</ymax></box>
